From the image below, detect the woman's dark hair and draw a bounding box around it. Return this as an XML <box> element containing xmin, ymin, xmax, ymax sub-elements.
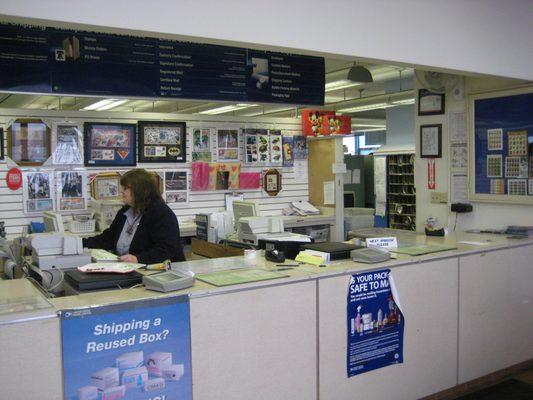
<box><xmin>120</xmin><ymin>169</ymin><xmax>162</xmax><ymax>214</ymax></box>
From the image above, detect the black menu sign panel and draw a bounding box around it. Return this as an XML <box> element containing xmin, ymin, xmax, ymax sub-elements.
<box><xmin>0</xmin><ymin>23</ymin><xmax>324</xmax><ymax>105</ymax></box>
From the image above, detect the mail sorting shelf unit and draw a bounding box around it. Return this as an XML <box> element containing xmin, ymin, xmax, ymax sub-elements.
<box><xmin>387</xmin><ymin>153</ymin><xmax>416</xmax><ymax>231</ymax></box>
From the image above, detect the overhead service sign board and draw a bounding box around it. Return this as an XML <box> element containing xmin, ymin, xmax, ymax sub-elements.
<box><xmin>347</xmin><ymin>269</ymin><xmax>404</xmax><ymax>377</ymax></box>
<box><xmin>60</xmin><ymin>296</ymin><xmax>192</xmax><ymax>400</ymax></box>
<box><xmin>0</xmin><ymin>22</ymin><xmax>324</xmax><ymax>105</ymax></box>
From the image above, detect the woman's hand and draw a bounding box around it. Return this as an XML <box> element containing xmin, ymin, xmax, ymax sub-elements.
<box><xmin>119</xmin><ymin>254</ymin><xmax>138</xmax><ymax>263</ymax></box>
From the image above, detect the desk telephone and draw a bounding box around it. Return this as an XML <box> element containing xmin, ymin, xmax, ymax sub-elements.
<box><xmin>265</xmin><ymin>249</ymin><xmax>286</xmax><ymax>263</ymax></box>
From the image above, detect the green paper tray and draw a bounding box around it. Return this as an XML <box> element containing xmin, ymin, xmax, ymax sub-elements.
<box><xmin>196</xmin><ymin>268</ymin><xmax>289</xmax><ymax>287</ymax></box>
<box><xmin>390</xmin><ymin>244</ymin><xmax>457</xmax><ymax>256</ymax></box>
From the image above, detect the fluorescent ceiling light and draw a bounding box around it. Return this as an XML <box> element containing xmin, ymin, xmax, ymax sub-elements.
<box><xmin>198</xmin><ymin>103</ymin><xmax>258</xmax><ymax>115</ymax></box>
<box><xmin>338</xmin><ymin>103</ymin><xmax>395</xmax><ymax>113</ymax></box>
<box><xmin>325</xmin><ymin>79</ymin><xmax>361</xmax><ymax>92</ymax></box>
<box><xmin>391</xmin><ymin>98</ymin><xmax>415</xmax><ymax>105</ymax></box>
<box><xmin>352</xmin><ymin>128</ymin><xmax>387</xmax><ymax>133</ymax></box>
<box><xmin>82</xmin><ymin>99</ymin><xmax>129</xmax><ymax>111</ymax></box>
<box><xmin>96</xmin><ymin>99</ymin><xmax>129</xmax><ymax>111</ymax></box>
<box><xmin>351</xmin><ymin>124</ymin><xmax>387</xmax><ymax>128</ymax></box>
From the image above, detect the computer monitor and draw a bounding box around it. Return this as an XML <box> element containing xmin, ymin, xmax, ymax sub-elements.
<box><xmin>344</xmin><ymin>192</ymin><xmax>356</xmax><ymax>208</ymax></box>
<box><xmin>42</xmin><ymin>211</ymin><xmax>65</xmax><ymax>233</ymax></box>
<box><xmin>232</xmin><ymin>200</ymin><xmax>259</xmax><ymax>222</ymax></box>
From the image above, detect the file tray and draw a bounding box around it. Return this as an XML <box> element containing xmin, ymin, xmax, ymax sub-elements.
<box><xmin>390</xmin><ymin>244</ymin><xmax>457</xmax><ymax>256</ymax></box>
<box><xmin>196</xmin><ymin>269</ymin><xmax>289</xmax><ymax>287</ymax></box>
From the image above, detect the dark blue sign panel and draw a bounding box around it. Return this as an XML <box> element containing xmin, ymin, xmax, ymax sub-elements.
<box><xmin>0</xmin><ymin>24</ymin><xmax>51</xmax><ymax>92</ymax></box>
<box><xmin>347</xmin><ymin>269</ymin><xmax>404</xmax><ymax>377</ymax></box>
<box><xmin>474</xmin><ymin>92</ymin><xmax>533</xmax><ymax>196</ymax></box>
<box><xmin>0</xmin><ymin>23</ymin><xmax>324</xmax><ymax>105</ymax></box>
<box><xmin>60</xmin><ymin>296</ymin><xmax>192</xmax><ymax>400</ymax></box>
<box><xmin>247</xmin><ymin>50</ymin><xmax>324</xmax><ymax>105</ymax></box>
<box><xmin>49</xmin><ymin>29</ymin><xmax>158</xmax><ymax>97</ymax></box>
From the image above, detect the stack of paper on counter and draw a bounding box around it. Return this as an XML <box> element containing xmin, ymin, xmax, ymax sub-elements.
<box><xmin>288</xmin><ymin>201</ymin><xmax>321</xmax><ymax>216</ymax></box>
<box><xmin>90</xmin><ymin>249</ymin><xmax>119</xmax><ymax>262</ymax></box>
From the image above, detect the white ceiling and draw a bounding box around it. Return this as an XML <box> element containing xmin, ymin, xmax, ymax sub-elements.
<box><xmin>0</xmin><ymin>58</ymin><xmax>413</xmax><ymax>130</ymax></box>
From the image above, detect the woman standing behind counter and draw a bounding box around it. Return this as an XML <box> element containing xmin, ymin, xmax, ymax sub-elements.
<box><xmin>83</xmin><ymin>169</ymin><xmax>186</xmax><ymax>264</ymax></box>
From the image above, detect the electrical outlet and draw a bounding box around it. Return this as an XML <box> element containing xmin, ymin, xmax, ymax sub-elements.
<box><xmin>430</xmin><ymin>192</ymin><xmax>448</xmax><ymax>204</ymax></box>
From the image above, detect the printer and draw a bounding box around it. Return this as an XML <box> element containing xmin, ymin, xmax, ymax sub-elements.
<box><xmin>28</xmin><ymin>233</ymin><xmax>91</xmax><ymax>270</ymax></box>
<box><xmin>237</xmin><ymin>216</ymin><xmax>285</xmax><ymax>245</ymax></box>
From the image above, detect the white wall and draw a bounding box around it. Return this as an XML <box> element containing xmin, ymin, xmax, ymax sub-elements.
<box><xmin>415</xmin><ymin>75</ymin><xmax>533</xmax><ymax>231</ymax></box>
<box><xmin>0</xmin><ymin>1</ymin><xmax>532</xmax><ymax>80</ymax></box>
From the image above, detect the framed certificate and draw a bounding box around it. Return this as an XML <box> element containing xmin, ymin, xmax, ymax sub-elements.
<box><xmin>418</xmin><ymin>89</ymin><xmax>445</xmax><ymax>116</ymax></box>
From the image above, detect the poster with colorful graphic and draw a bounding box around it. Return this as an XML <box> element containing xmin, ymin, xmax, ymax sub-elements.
<box><xmin>292</xmin><ymin>135</ymin><xmax>308</xmax><ymax>160</ymax></box>
<box><xmin>301</xmin><ymin>109</ymin><xmax>335</xmax><ymax>136</ymax></box>
<box><xmin>60</xmin><ymin>296</ymin><xmax>192</xmax><ymax>400</ymax></box>
<box><xmin>282</xmin><ymin>136</ymin><xmax>294</xmax><ymax>167</ymax></box>
<box><xmin>347</xmin><ymin>269</ymin><xmax>404</xmax><ymax>377</ymax></box>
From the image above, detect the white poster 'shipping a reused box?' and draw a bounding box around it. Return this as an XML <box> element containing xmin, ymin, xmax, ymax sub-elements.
<box><xmin>347</xmin><ymin>269</ymin><xmax>404</xmax><ymax>377</ymax></box>
<box><xmin>60</xmin><ymin>296</ymin><xmax>192</xmax><ymax>400</ymax></box>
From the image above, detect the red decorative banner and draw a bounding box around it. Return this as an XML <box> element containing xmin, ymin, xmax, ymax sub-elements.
<box><xmin>427</xmin><ymin>159</ymin><xmax>436</xmax><ymax>190</ymax></box>
<box><xmin>301</xmin><ymin>109</ymin><xmax>335</xmax><ymax>137</ymax></box>
<box><xmin>324</xmin><ymin>115</ymin><xmax>352</xmax><ymax>135</ymax></box>
<box><xmin>6</xmin><ymin>168</ymin><xmax>22</xmax><ymax>190</ymax></box>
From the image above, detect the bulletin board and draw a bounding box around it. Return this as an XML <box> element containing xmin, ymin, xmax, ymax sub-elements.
<box><xmin>469</xmin><ymin>86</ymin><xmax>533</xmax><ymax>204</ymax></box>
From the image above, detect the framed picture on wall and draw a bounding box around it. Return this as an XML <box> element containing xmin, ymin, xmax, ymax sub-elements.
<box><xmin>420</xmin><ymin>124</ymin><xmax>442</xmax><ymax>158</ymax></box>
<box><xmin>469</xmin><ymin>86</ymin><xmax>533</xmax><ymax>204</ymax></box>
<box><xmin>138</xmin><ymin>121</ymin><xmax>186</xmax><ymax>163</ymax></box>
<box><xmin>7</xmin><ymin>119</ymin><xmax>51</xmax><ymax>166</ymax></box>
<box><xmin>163</xmin><ymin>170</ymin><xmax>189</xmax><ymax>205</ymax></box>
<box><xmin>84</xmin><ymin>122</ymin><xmax>136</xmax><ymax>167</ymax></box>
<box><xmin>263</xmin><ymin>168</ymin><xmax>282</xmax><ymax>196</ymax></box>
<box><xmin>0</xmin><ymin>127</ymin><xmax>4</xmax><ymax>160</ymax></box>
<box><xmin>216</xmin><ymin>129</ymin><xmax>240</xmax><ymax>162</ymax></box>
<box><xmin>22</xmin><ymin>170</ymin><xmax>55</xmax><ymax>214</ymax></box>
<box><xmin>51</xmin><ymin>122</ymin><xmax>83</xmax><ymax>165</ymax></box>
<box><xmin>56</xmin><ymin>170</ymin><xmax>88</xmax><ymax>211</ymax></box>
<box><xmin>90</xmin><ymin>172</ymin><xmax>122</xmax><ymax>200</ymax></box>
<box><xmin>418</xmin><ymin>89</ymin><xmax>445</xmax><ymax>116</ymax></box>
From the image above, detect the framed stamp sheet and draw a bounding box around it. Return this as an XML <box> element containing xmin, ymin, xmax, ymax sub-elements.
<box><xmin>51</xmin><ymin>122</ymin><xmax>83</xmax><ymax>165</ymax></box>
<box><xmin>90</xmin><ymin>172</ymin><xmax>122</xmax><ymax>200</ymax></box>
<box><xmin>138</xmin><ymin>121</ymin><xmax>186</xmax><ymax>163</ymax></box>
<box><xmin>263</xmin><ymin>168</ymin><xmax>282</xmax><ymax>196</ymax></box>
<box><xmin>163</xmin><ymin>170</ymin><xmax>188</xmax><ymax>204</ymax></box>
<box><xmin>7</xmin><ymin>119</ymin><xmax>51</xmax><ymax>166</ymax></box>
<box><xmin>216</xmin><ymin>129</ymin><xmax>240</xmax><ymax>162</ymax></box>
<box><xmin>191</xmin><ymin>127</ymin><xmax>213</xmax><ymax>162</ymax></box>
<box><xmin>84</xmin><ymin>122</ymin><xmax>136</xmax><ymax>167</ymax></box>
<box><xmin>23</xmin><ymin>170</ymin><xmax>55</xmax><ymax>214</ymax></box>
<box><xmin>56</xmin><ymin>170</ymin><xmax>88</xmax><ymax>212</ymax></box>
<box><xmin>469</xmin><ymin>86</ymin><xmax>533</xmax><ymax>203</ymax></box>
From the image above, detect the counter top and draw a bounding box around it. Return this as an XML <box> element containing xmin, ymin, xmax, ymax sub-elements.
<box><xmin>3</xmin><ymin>231</ymin><xmax>533</xmax><ymax>320</ymax></box>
